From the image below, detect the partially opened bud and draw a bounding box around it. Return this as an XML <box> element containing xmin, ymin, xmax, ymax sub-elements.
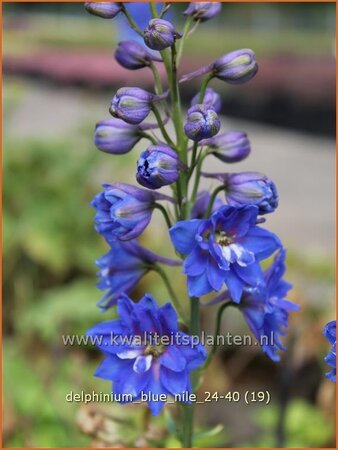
<box><xmin>184</xmin><ymin>2</ymin><xmax>222</xmax><ymax>22</ymax></box>
<box><xmin>115</xmin><ymin>40</ymin><xmax>162</xmax><ymax>70</ymax></box>
<box><xmin>144</xmin><ymin>18</ymin><xmax>182</xmax><ymax>51</ymax></box>
<box><xmin>203</xmin><ymin>171</ymin><xmax>278</xmax><ymax>214</ymax></box>
<box><xmin>94</xmin><ymin>118</ymin><xmax>141</xmax><ymax>154</ymax></box>
<box><xmin>136</xmin><ymin>144</ymin><xmax>180</xmax><ymax>189</ymax></box>
<box><xmin>190</xmin><ymin>87</ymin><xmax>221</xmax><ymax>113</ymax></box>
<box><xmin>184</xmin><ymin>104</ymin><xmax>220</xmax><ymax>142</ymax></box>
<box><xmin>212</xmin><ymin>49</ymin><xmax>258</xmax><ymax>84</ymax></box>
<box><xmin>84</xmin><ymin>2</ymin><xmax>122</xmax><ymax>19</ymax></box>
<box><xmin>109</xmin><ymin>87</ymin><xmax>154</xmax><ymax>125</ymax></box>
<box><xmin>202</xmin><ymin>131</ymin><xmax>250</xmax><ymax>163</ymax></box>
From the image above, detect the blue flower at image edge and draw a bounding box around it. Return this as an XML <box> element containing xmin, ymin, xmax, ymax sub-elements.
<box><xmin>324</xmin><ymin>320</ymin><xmax>336</xmax><ymax>382</ymax></box>
<box><xmin>170</xmin><ymin>205</ymin><xmax>281</xmax><ymax>302</ymax></box>
<box><xmin>87</xmin><ymin>294</ymin><xmax>207</xmax><ymax>415</ymax></box>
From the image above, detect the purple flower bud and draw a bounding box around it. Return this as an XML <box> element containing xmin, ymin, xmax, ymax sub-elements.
<box><xmin>94</xmin><ymin>118</ymin><xmax>141</xmax><ymax>154</ymax></box>
<box><xmin>191</xmin><ymin>190</ymin><xmax>223</xmax><ymax>219</ymax></box>
<box><xmin>144</xmin><ymin>18</ymin><xmax>182</xmax><ymax>51</ymax></box>
<box><xmin>190</xmin><ymin>87</ymin><xmax>221</xmax><ymax>113</ymax></box>
<box><xmin>91</xmin><ymin>183</ymin><xmax>173</xmax><ymax>241</ymax></box>
<box><xmin>202</xmin><ymin>131</ymin><xmax>251</xmax><ymax>163</ymax></box>
<box><xmin>109</xmin><ymin>87</ymin><xmax>154</xmax><ymax>125</ymax></box>
<box><xmin>184</xmin><ymin>2</ymin><xmax>222</xmax><ymax>22</ymax></box>
<box><xmin>115</xmin><ymin>40</ymin><xmax>162</xmax><ymax>70</ymax></box>
<box><xmin>184</xmin><ymin>104</ymin><xmax>220</xmax><ymax>142</ymax></box>
<box><xmin>203</xmin><ymin>172</ymin><xmax>278</xmax><ymax>214</ymax></box>
<box><xmin>84</xmin><ymin>2</ymin><xmax>122</xmax><ymax>19</ymax></box>
<box><xmin>212</xmin><ymin>49</ymin><xmax>258</xmax><ymax>84</ymax></box>
<box><xmin>136</xmin><ymin>144</ymin><xmax>180</xmax><ymax>190</ymax></box>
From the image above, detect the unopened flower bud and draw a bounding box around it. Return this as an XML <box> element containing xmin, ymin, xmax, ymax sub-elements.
<box><xmin>184</xmin><ymin>2</ymin><xmax>222</xmax><ymax>22</ymax></box>
<box><xmin>191</xmin><ymin>87</ymin><xmax>221</xmax><ymax>113</ymax></box>
<box><xmin>144</xmin><ymin>18</ymin><xmax>182</xmax><ymax>51</ymax></box>
<box><xmin>184</xmin><ymin>104</ymin><xmax>220</xmax><ymax>141</ymax></box>
<box><xmin>84</xmin><ymin>2</ymin><xmax>122</xmax><ymax>19</ymax></box>
<box><xmin>203</xmin><ymin>172</ymin><xmax>278</xmax><ymax>214</ymax></box>
<box><xmin>94</xmin><ymin>118</ymin><xmax>141</xmax><ymax>154</ymax></box>
<box><xmin>202</xmin><ymin>131</ymin><xmax>250</xmax><ymax>163</ymax></box>
<box><xmin>115</xmin><ymin>40</ymin><xmax>162</xmax><ymax>70</ymax></box>
<box><xmin>136</xmin><ymin>144</ymin><xmax>180</xmax><ymax>189</ymax></box>
<box><xmin>109</xmin><ymin>87</ymin><xmax>154</xmax><ymax>125</ymax></box>
<box><xmin>212</xmin><ymin>49</ymin><xmax>258</xmax><ymax>84</ymax></box>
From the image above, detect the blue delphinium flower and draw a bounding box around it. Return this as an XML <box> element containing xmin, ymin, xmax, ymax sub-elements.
<box><xmin>323</xmin><ymin>320</ymin><xmax>336</xmax><ymax>382</ymax></box>
<box><xmin>144</xmin><ymin>18</ymin><xmax>182</xmax><ymax>51</ymax></box>
<box><xmin>184</xmin><ymin>104</ymin><xmax>220</xmax><ymax>142</ymax></box>
<box><xmin>87</xmin><ymin>294</ymin><xmax>207</xmax><ymax>415</ymax></box>
<box><xmin>238</xmin><ymin>249</ymin><xmax>299</xmax><ymax>361</ymax></box>
<box><xmin>184</xmin><ymin>2</ymin><xmax>222</xmax><ymax>22</ymax></box>
<box><xmin>136</xmin><ymin>144</ymin><xmax>181</xmax><ymax>189</ymax></box>
<box><xmin>190</xmin><ymin>87</ymin><xmax>222</xmax><ymax>114</ymax></box>
<box><xmin>201</xmin><ymin>131</ymin><xmax>251</xmax><ymax>163</ymax></box>
<box><xmin>202</xmin><ymin>171</ymin><xmax>279</xmax><ymax>214</ymax></box>
<box><xmin>92</xmin><ymin>183</ymin><xmax>173</xmax><ymax>241</ymax></box>
<box><xmin>96</xmin><ymin>240</ymin><xmax>181</xmax><ymax>311</ymax></box>
<box><xmin>115</xmin><ymin>40</ymin><xmax>162</xmax><ymax>70</ymax></box>
<box><xmin>170</xmin><ymin>205</ymin><xmax>281</xmax><ymax>301</ymax></box>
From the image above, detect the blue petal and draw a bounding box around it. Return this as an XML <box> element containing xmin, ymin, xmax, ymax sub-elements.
<box><xmin>158</xmin><ymin>303</ymin><xmax>178</xmax><ymax>334</ymax></box>
<box><xmin>224</xmin><ymin>270</ymin><xmax>243</xmax><ymax>303</ymax></box>
<box><xmin>183</xmin><ymin>246</ymin><xmax>207</xmax><ymax>276</ymax></box>
<box><xmin>145</xmin><ymin>372</ymin><xmax>168</xmax><ymax>415</ymax></box>
<box><xmin>170</xmin><ymin>219</ymin><xmax>206</xmax><ymax>254</ymax></box>
<box><xmin>239</xmin><ymin>227</ymin><xmax>281</xmax><ymax>260</ymax></box>
<box><xmin>160</xmin><ymin>346</ymin><xmax>186</xmax><ymax>372</ymax></box>
<box><xmin>114</xmin><ymin>362</ymin><xmax>152</xmax><ymax>398</ymax></box>
<box><xmin>233</xmin><ymin>262</ymin><xmax>264</xmax><ymax>287</ymax></box>
<box><xmin>94</xmin><ymin>355</ymin><xmax>126</xmax><ymax>381</ymax></box>
<box><xmin>206</xmin><ymin>256</ymin><xmax>225</xmax><ymax>291</ymax></box>
<box><xmin>187</xmin><ymin>272</ymin><xmax>213</xmax><ymax>297</ymax></box>
<box><xmin>160</xmin><ymin>367</ymin><xmax>189</xmax><ymax>396</ymax></box>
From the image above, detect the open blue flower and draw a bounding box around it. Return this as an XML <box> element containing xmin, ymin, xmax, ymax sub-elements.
<box><xmin>323</xmin><ymin>320</ymin><xmax>336</xmax><ymax>382</ymax></box>
<box><xmin>96</xmin><ymin>240</ymin><xmax>181</xmax><ymax>311</ymax></box>
<box><xmin>87</xmin><ymin>294</ymin><xmax>207</xmax><ymax>415</ymax></box>
<box><xmin>170</xmin><ymin>205</ymin><xmax>281</xmax><ymax>302</ymax></box>
<box><xmin>239</xmin><ymin>249</ymin><xmax>299</xmax><ymax>361</ymax></box>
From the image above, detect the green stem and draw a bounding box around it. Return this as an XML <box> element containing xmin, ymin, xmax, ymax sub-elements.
<box><xmin>154</xmin><ymin>203</ymin><xmax>172</xmax><ymax>229</ymax></box>
<box><xmin>139</xmin><ymin>131</ymin><xmax>157</xmax><ymax>145</ymax></box>
<box><xmin>182</xmin><ymin>298</ymin><xmax>200</xmax><ymax>448</ymax></box>
<box><xmin>121</xmin><ymin>6</ymin><xmax>143</xmax><ymax>37</ymax></box>
<box><xmin>176</xmin><ymin>16</ymin><xmax>193</xmax><ymax>65</ymax></box>
<box><xmin>154</xmin><ymin>265</ymin><xmax>188</xmax><ymax>325</ymax></box>
<box><xmin>150</xmin><ymin>2</ymin><xmax>158</xmax><ymax>18</ymax></box>
<box><xmin>190</xmin><ymin>151</ymin><xmax>209</xmax><ymax>205</ymax></box>
<box><xmin>206</xmin><ymin>185</ymin><xmax>226</xmax><ymax>217</ymax></box>
<box><xmin>149</xmin><ymin>61</ymin><xmax>163</xmax><ymax>95</ymax></box>
<box><xmin>204</xmin><ymin>302</ymin><xmax>233</xmax><ymax>368</ymax></box>
<box><xmin>152</xmin><ymin>105</ymin><xmax>176</xmax><ymax>147</ymax></box>
<box><xmin>188</xmin><ymin>142</ymin><xmax>199</xmax><ymax>180</ymax></box>
<box><xmin>198</xmin><ymin>74</ymin><xmax>213</xmax><ymax>103</ymax></box>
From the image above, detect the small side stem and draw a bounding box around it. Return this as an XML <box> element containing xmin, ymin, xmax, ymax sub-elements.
<box><xmin>204</xmin><ymin>301</ymin><xmax>233</xmax><ymax>368</ymax></box>
<box><xmin>121</xmin><ymin>6</ymin><xmax>143</xmax><ymax>37</ymax></box>
<box><xmin>152</xmin><ymin>105</ymin><xmax>176</xmax><ymax>147</ymax></box>
<box><xmin>154</xmin><ymin>203</ymin><xmax>172</xmax><ymax>229</ymax></box>
<box><xmin>190</xmin><ymin>151</ymin><xmax>209</xmax><ymax>204</ymax></box>
<box><xmin>206</xmin><ymin>185</ymin><xmax>226</xmax><ymax>217</ymax></box>
<box><xmin>139</xmin><ymin>131</ymin><xmax>157</xmax><ymax>145</ymax></box>
<box><xmin>198</xmin><ymin>74</ymin><xmax>213</xmax><ymax>103</ymax></box>
<box><xmin>149</xmin><ymin>62</ymin><xmax>163</xmax><ymax>95</ymax></box>
<box><xmin>153</xmin><ymin>265</ymin><xmax>188</xmax><ymax>325</ymax></box>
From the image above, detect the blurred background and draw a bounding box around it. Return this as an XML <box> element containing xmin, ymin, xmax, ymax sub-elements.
<box><xmin>2</xmin><ymin>1</ymin><xmax>336</xmax><ymax>448</ymax></box>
